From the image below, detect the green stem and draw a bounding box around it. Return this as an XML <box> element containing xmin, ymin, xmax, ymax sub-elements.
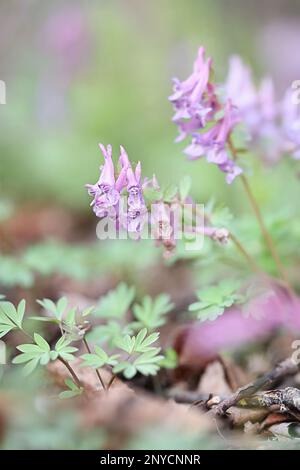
<box><xmin>228</xmin><ymin>139</ymin><xmax>294</xmax><ymax>297</ymax></box>
<box><xmin>58</xmin><ymin>356</ymin><xmax>82</xmax><ymax>388</ymax></box>
<box><xmin>240</xmin><ymin>174</ymin><xmax>293</xmax><ymax>296</ymax></box>
<box><xmin>83</xmin><ymin>337</ymin><xmax>106</xmax><ymax>390</ymax></box>
<box><xmin>229</xmin><ymin>232</ymin><xmax>261</xmax><ymax>274</ymax></box>
<box><xmin>20</xmin><ymin>329</ymin><xmax>83</xmax><ymax>390</ymax></box>
<box><xmin>106</xmin><ymin>374</ymin><xmax>117</xmax><ymax>390</ymax></box>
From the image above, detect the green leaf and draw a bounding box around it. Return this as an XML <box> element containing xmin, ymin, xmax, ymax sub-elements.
<box><xmin>22</xmin><ymin>358</ymin><xmax>40</xmax><ymax>376</ymax></box>
<box><xmin>82</xmin><ymin>306</ymin><xmax>94</xmax><ymax>317</ymax></box>
<box><xmin>163</xmin><ymin>184</ymin><xmax>178</xmax><ymax>203</ymax></box>
<box><xmin>94</xmin><ymin>283</ymin><xmax>135</xmax><ymax>319</ymax></box>
<box><xmin>50</xmin><ymin>350</ymin><xmax>59</xmax><ymax>360</ymax></box>
<box><xmin>37</xmin><ymin>299</ymin><xmax>63</xmax><ymax>321</ymax></box>
<box><xmin>86</xmin><ymin>321</ymin><xmax>134</xmax><ymax>348</ymax></box>
<box><xmin>81</xmin><ymin>345</ymin><xmax>118</xmax><ymax>369</ymax></box>
<box><xmin>132</xmin><ymin>294</ymin><xmax>173</xmax><ymax>330</ymax></box>
<box><xmin>55</xmin><ymin>336</ymin><xmax>70</xmax><ymax>352</ymax></box>
<box><xmin>134</xmin><ymin>328</ymin><xmax>148</xmax><ymax>350</ymax></box>
<box><xmin>0</xmin><ymin>256</ymin><xmax>33</xmax><ymax>288</ymax></box>
<box><xmin>113</xmin><ymin>362</ymin><xmax>137</xmax><ymax>379</ymax></box>
<box><xmin>59</xmin><ymin>379</ymin><xmax>83</xmax><ymax>399</ymax></box>
<box><xmin>55</xmin><ymin>336</ymin><xmax>78</xmax><ymax>362</ymax></box>
<box><xmin>80</xmin><ymin>353</ymin><xmax>105</xmax><ymax>368</ymax></box>
<box><xmin>135</xmin><ymin>364</ymin><xmax>160</xmax><ymax>375</ymax></box>
<box><xmin>16</xmin><ymin>300</ymin><xmax>26</xmax><ymax>328</ymax></box>
<box><xmin>143</xmin><ymin>187</ymin><xmax>163</xmax><ymax>204</ymax></box>
<box><xmin>135</xmin><ymin>331</ymin><xmax>159</xmax><ymax>352</ymax></box>
<box><xmin>115</xmin><ymin>330</ymin><xmax>160</xmax><ymax>355</ymax></box>
<box><xmin>116</xmin><ymin>334</ymin><xmax>136</xmax><ymax>354</ymax></box>
<box><xmin>123</xmin><ymin>364</ymin><xmax>137</xmax><ymax>379</ymax></box>
<box><xmin>0</xmin><ymin>299</ymin><xmax>26</xmax><ymax>335</ymax></box>
<box><xmin>29</xmin><ymin>316</ymin><xmax>60</xmax><ymax>324</ymax></box>
<box><xmin>190</xmin><ymin>304</ymin><xmax>224</xmax><ymax>321</ymax></box>
<box><xmin>179</xmin><ymin>176</ymin><xmax>192</xmax><ymax>201</ymax></box>
<box><xmin>13</xmin><ymin>335</ymin><xmax>55</xmax><ymax>375</ymax></box>
<box><xmin>209</xmin><ymin>204</ymin><xmax>233</xmax><ymax>227</ymax></box>
<box><xmin>113</xmin><ymin>361</ymin><xmax>131</xmax><ymax>374</ymax></box>
<box><xmin>134</xmin><ymin>349</ymin><xmax>163</xmax><ymax>365</ymax></box>
<box><xmin>64</xmin><ymin>378</ymin><xmax>78</xmax><ymax>391</ymax></box>
<box><xmin>158</xmin><ymin>348</ymin><xmax>177</xmax><ymax>369</ymax></box>
<box><xmin>34</xmin><ymin>333</ymin><xmax>50</xmax><ymax>352</ymax></box>
<box><xmin>0</xmin><ymin>326</ymin><xmax>14</xmax><ymax>339</ymax></box>
<box><xmin>66</xmin><ymin>307</ymin><xmax>76</xmax><ymax>326</ymax></box>
<box><xmin>189</xmin><ymin>279</ymin><xmax>244</xmax><ymax>321</ymax></box>
<box><xmin>59</xmin><ymin>390</ymin><xmax>82</xmax><ymax>399</ymax></box>
<box><xmin>57</xmin><ymin>297</ymin><xmax>68</xmax><ymax>317</ymax></box>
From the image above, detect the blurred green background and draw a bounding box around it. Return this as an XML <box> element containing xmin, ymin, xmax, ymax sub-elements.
<box><xmin>0</xmin><ymin>0</ymin><xmax>300</xmax><ymax>213</ymax></box>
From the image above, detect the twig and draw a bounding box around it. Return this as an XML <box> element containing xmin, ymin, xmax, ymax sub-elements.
<box><xmin>214</xmin><ymin>358</ymin><xmax>299</xmax><ymax>415</ymax></box>
<box><xmin>238</xmin><ymin>387</ymin><xmax>300</xmax><ymax>413</ymax></box>
<box><xmin>167</xmin><ymin>389</ymin><xmax>213</xmax><ymax>404</ymax></box>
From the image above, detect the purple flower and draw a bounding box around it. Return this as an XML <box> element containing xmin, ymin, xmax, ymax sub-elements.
<box><xmin>170</xmin><ymin>47</ymin><xmax>243</xmax><ymax>184</ymax></box>
<box><xmin>218</xmin><ymin>159</ymin><xmax>243</xmax><ymax>184</ymax></box>
<box><xmin>86</xmin><ymin>144</ymin><xmax>154</xmax><ymax>235</ymax></box>
<box><xmin>184</xmin><ymin>101</ymin><xmax>242</xmax><ymax>183</ymax></box>
<box><xmin>169</xmin><ymin>47</ymin><xmax>218</xmax><ymax>142</ymax></box>
<box><xmin>85</xmin><ymin>144</ymin><xmax>127</xmax><ymax>218</ymax></box>
<box><xmin>185</xmin><ymin>101</ymin><xmax>237</xmax><ymax>161</ymax></box>
<box><xmin>119</xmin><ymin>146</ymin><xmax>148</xmax><ymax>233</ymax></box>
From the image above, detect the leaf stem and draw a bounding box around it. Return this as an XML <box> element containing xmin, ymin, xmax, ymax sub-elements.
<box><xmin>240</xmin><ymin>174</ymin><xmax>293</xmax><ymax>295</ymax></box>
<box><xmin>83</xmin><ymin>337</ymin><xmax>106</xmax><ymax>390</ymax></box>
<box><xmin>106</xmin><ymin>374</ymin><xmax>117</xmax><ymax>390</ymax></box>
<box><xmin>58</xmin><ymin>356</ymin><xmax>82</xmax><ymax>388</ymax></box>
<box><xmin>228</xmin><ymin>139</ymin><xmax>294</xmax><ymax>296</ymax></box>
<box><xmin>229</xmin><ymin>232</ymin><xmax>260</xmax><ymax>274</ymax></box>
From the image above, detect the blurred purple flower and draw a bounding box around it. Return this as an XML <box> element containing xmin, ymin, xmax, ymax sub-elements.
<box><xmin>170</xmin><ymin>47</ymin><xmax>242</xmax><ymax>184</ymax></box>
<box><xmin>281</xmin><ymin>90</ymin><xmax>300</xmax><ymax>160</ymax></box>
<box><xmin>218</xmin><ymin>159</ymin><xmax>243</xmax><ymax>184</ymax></box>
<box><xmin>184</xmin><ymin>101</ymin><xmax>242</xmax><ymax>183</ymax></box>
<box><xmin>225</xmin><ymin>56</ymin><xmax>282</xmax><ymax>163</ymax></box>
<box><xmin>43</xmin><ymin>6</ymin><xmax>89</xmax><ymax>75</ymax></box>
<box><xmin>177</xmin><ymin>285</ymin><xmax>300</xmax><ymax>367</ymax></box>
<box><xmin>169</xmin><ymin>47</ymin><xmax>219</xmax><ymax>142</ymax></box>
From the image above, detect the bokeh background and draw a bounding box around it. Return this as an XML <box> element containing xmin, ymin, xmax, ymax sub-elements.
<box><xmin>1</xmin><ymin>0</ymin><xmax>300</xmax><ymax>451</ymax></box>
<box><xmin>1</xmin><ymin>0</ymin><xmax>300</xmax><ymax>214</ymax></box>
